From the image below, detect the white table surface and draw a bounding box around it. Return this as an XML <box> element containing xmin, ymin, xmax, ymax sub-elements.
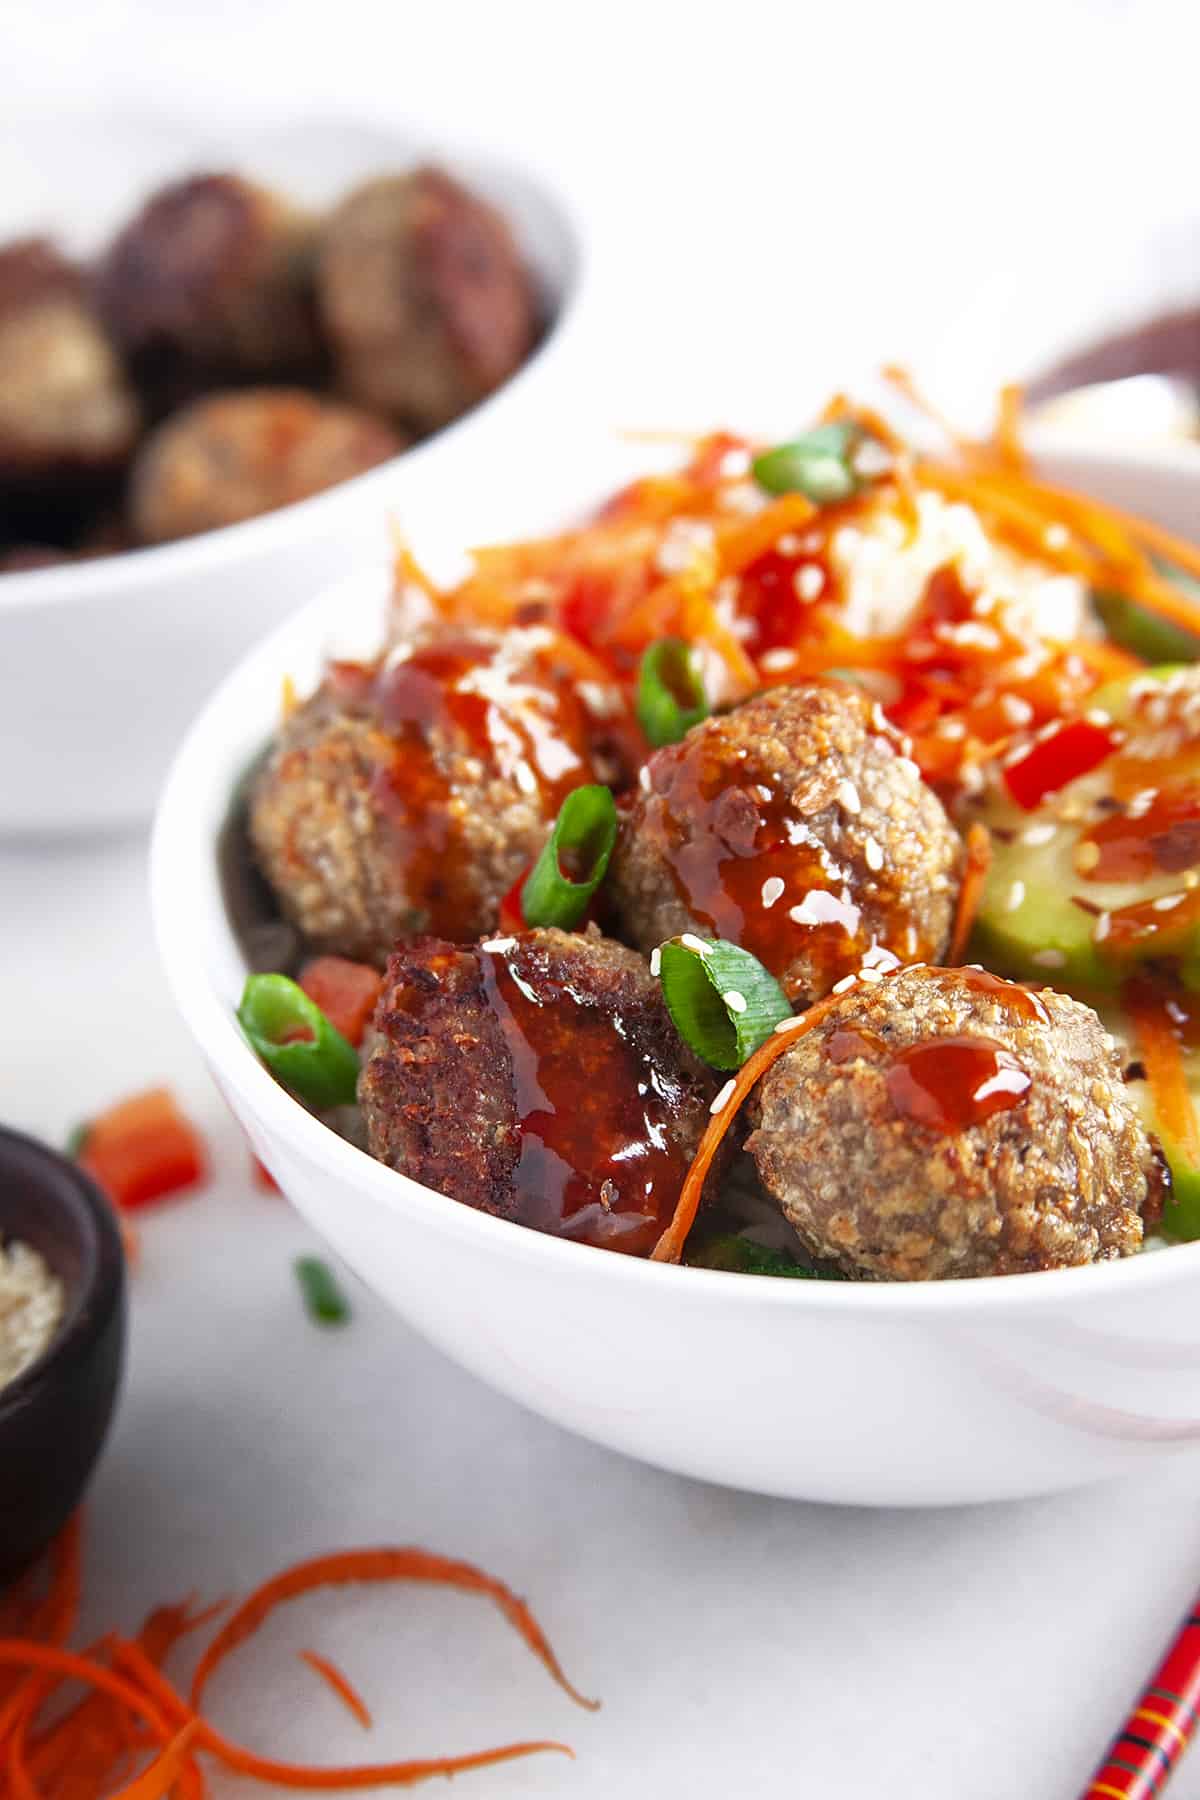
<box><xmin>8</xmin><ymin>0</ymin><xmax>1200</xmax><ymax>1790</ymax></box>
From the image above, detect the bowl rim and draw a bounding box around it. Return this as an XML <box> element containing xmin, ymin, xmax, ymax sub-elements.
<box><xmin>0</xmin><ymin>136</ymin><xmax>589</xmax><ymax>615</ymax></box>
<box><xmin>150</xmin><ymin>434</ymin><xmax>1200</xmax><ymax>1321</ymax></box>
<box><xmin>0</xmin><ymin>1125</ymin><xmax>126</xmax><ymax>1422</ymax></box>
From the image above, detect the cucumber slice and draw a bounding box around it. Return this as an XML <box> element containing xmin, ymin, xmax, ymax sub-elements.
<box><xmin>971</xmin><ymin>666</ymin><xmax>1200</xmax><ymax>988</ymax></box>
<box><xmin>1128</xmin><ymin>1056</ymin><xmax>1200</xmax><ymax>1242</ymax></box>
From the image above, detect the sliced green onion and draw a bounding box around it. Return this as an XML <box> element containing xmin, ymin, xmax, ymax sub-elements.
<box><xmin>636</xmin><ymin>638</ymin><xmax>709</xmax><ymax>748</ymax></box>
<box><xmin>237</xmin><ymin>973</ymin><xmax>360</xmax><ymax>1110</ymax></box>
<box><xmin>658</xmin><ymin>936</ymin><xmax>792</xmax><ymax>1070</ymax></box>
<box><xmin>295</xmin><ymin>1254</ymin><xmax>351</xmax><ymax>1325</ymax></box>
<box><xmin>752</xmin><ymin>421</ymin><xmax>867</xmax><ymax>504</ymax></box>
<box><xmin>65</xmin><ymin>1121</ymin><xmax>91</xmax><ymax>1159</ymax></box>
<box><xmin>1094</xmin><ymin>555</ymin><xmax>1200</xmax><ymax>664</ymax></box>
<box><xmin>686</xmin><ymin>1233</ymin><xmax>847</xmax><ymax>1279</ymax></box>
<box><xmin>520</xmin><ymin>784</ymin><xmax>618</xmax><ymax>930</ymax></box>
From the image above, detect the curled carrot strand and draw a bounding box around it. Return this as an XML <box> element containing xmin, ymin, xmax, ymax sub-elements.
<box><xmin>949</xmin><ymin>824</ymin><xmax>992</xmax><ymax>966</ymax></box>
<box><xmin>299</xmin><ymin>1649</ymin><xmax>372</xmax><ymax>1730</ymax></box>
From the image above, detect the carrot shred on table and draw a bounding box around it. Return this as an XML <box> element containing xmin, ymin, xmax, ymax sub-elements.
<box><xmin>298</xmin><ymin>1650</ymin><xmax>372</xmax><ymax>1730</ymax></box>
<box><xmin>949</xmin><ymin>823</ymin><xmax>992</xmax><ymax>965</ymax></box>
<box><xmin>190</xmin><ymin>1546</ymin><xmax>598</xmax><ymax>1715</ymax></box>
<box><xmin>651</xmin><ymin>992</ymin><xmax>844</xmax><ymax>1265</ymax></box>
<box><xmin>0</xmin><ymin>1520</ymin><xmax>594</xmax><ymax>1798</ymax></box>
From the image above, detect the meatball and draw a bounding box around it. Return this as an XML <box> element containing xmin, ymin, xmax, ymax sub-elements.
<box><xmin>316</xmin><ymin>167</ymin><xmax>538</xmax><ymax>433</ymax></box>
<box><xmin>610</xmin><ymin>683</ymin><xmax>963</xmax><ymax>1005</ymax></box>
<box><xmin>0</xmin><ymin>238</ymin><xmax>140</xmax><ymax>491</ymax></box>
<box><xmin>359</xmin><ymin>926</ymin><xmax>720</xmax><ymax>1253</ymax></box>
<box><xmin>129</xmin><ymin>387</ymin><xmax>403</xmax><ymax>543</ymax></box>
<box><xmin>94</xmin><ymin>173</ymin><xmax>323</xmax><ymax>411</ymax></box>
<box><xmin>249</xmin><ymin>626</ymin><xmax>627</xmax><ymax>962</ymax></box>
<box><xmin>747</xmin><ymin>964</ymin><xmax>1163</xmax><ymax>1280</ymax></box>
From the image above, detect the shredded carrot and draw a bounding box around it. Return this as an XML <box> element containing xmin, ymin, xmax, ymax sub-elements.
<box><xmin>993</xmin><ymin>383</ymin><xmax>1027</xmax><ymax>473</ymax></box>
<box><xmin>191</xmin><ymin>1547</ymin><xmax>597</xmax><ymax>1715</ymax></box>
<box><xmin>299</xmin><ymin>1650</ymin><xmax>372</xmax><ymax>1730</ymax></box>
<box><xmin>949</xmin><ymin>824</ymin><xmax>993</xmax><ymax>965</ymax></box>
<box><xmin>651</xmin><ymin>992</ymin><xmax>844</xmax><ymax>1265</ymax></box>
<box><xmin>1126</xmin><ymin>987</ymin><xmax>1200</xmax><ymax>1166</ymax></box>
<box><xmin>107</xmin><ymin>1722</ymin><xmax>201</xmax><ymax>1800</ymax></box>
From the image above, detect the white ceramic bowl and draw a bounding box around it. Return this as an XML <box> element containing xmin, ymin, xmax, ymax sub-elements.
<box><xmin>152</xmin><ymin>435</ymin><xmax>1200</xmax><ymax>1508</ymax></box>
<box><xmin>0</xmin><ymin>108</ymin><xmax>588</xmax><ymax>836</ymax></box>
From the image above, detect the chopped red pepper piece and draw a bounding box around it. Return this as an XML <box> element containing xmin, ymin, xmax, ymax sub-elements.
<box><xmin>497</xmin><ymin>865</ymin><xmax>530</xmax><ymax>934</ymax></box>
<box><xmin>298</xmin><ymin>956</ymin><xmax>383</xmax><ymax>1049</ymax></box>
<box><xmin>1003</xmin><ymin>717</ymin><xmax>1115</xmax><ymax>811</ymax></box>
<box><xmin>80</xmin><ymin>1088</ymin><xmax>206</xmax><ymax>1211</ymax></box>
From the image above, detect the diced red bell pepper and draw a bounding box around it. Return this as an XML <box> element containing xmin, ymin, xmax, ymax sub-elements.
<box><xmin>497</xmin><ymin>865</ymin><xmax>530</xmax><ymax>934</ymax></box>
<box><xmin>298</xmin><ymin>956</ymin><xmax>384</xmax><ymax>1048</ymax></box>
<box><xmin>79</xmin><ymin>1087</ymin><xmax>207</xmax><ymax>1211</ymax></box>
<box><xmin>1002</xmin><ymin>717</ymin><xmax>1115</xmax><ymax>811</ymax></box>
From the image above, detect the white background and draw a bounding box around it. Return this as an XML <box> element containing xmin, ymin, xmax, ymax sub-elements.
<box><xmin>7</xmin><ymin>1</ymin><xmax>1200</xmax><ymax>1794</ymax></box>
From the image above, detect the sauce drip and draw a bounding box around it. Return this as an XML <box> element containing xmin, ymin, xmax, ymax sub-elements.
<box><xmin>326</xmin><ymin>631</ymin><xmax>596</xmax><ymax>941</ymax></box>
<box><xmin>478</xmin><ymin>945</ymin><xmax>695</xmax><ymax>1255</ymax></box>
<box><xmin>885</xmin><ymin>1036</ymin><xmax>1032</xmax><ymax>1135</ymax></box>
<box><xmin>648</xmin><ymin>733</ymin><xmax>886</xmax><ymax>998</ymax></box>
<box><xmin>1102</xmin><ymin>887</ymin><xmax>1200</xmax><ymax>961</ymax></box>
<box><xmin>1079</xmin><ymin>787</ymin><xmax>1200</xmax><ymax>885</ymax></box>
<box><xmin>955</xmin><ymin>966</ymin><xmax>1051</xmax><ymax>1026</ymax></box>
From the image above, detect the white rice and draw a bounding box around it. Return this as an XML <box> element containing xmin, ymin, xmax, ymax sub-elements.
<box><xmin>0</xmin><ymin>1240</ymin><xmax>64</xmax><ymax>1391</ymax></box>
<box><xmin>826</xmin><ymin>489</ymin><xmax>1091</xmax><ymax>644</ymax></box>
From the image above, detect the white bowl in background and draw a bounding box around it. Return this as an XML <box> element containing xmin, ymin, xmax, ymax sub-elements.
<box><xmin>152</xmin><ymin>432</ymin><xmax>1200</xmax><ymax>1508</ymax></box>
<box><xmin>0</xmin><ymin>108</ymin><xmax>590</xmax><ymax>836</ymax></box>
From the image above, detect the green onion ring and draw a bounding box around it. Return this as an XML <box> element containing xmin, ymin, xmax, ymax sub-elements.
<box><xmin>751</xmin><ymin>421</ymin><xmax>868</xmax><ymax>504</ymax></box>
<box><xmin>657</xmin><ymin>936</ymin><xmax>793</xmax><ymax>1070</ymax></box>
<box><xmin>520</xmin><ymin>784</ymin><xmax>618</xmax><ymax>930</ymax></box>
<box><xmin>295</xmin><ymin>1254</ymin><xmax>351</xmax><ymax>1325</ymax></box>
<box><xmin>636</xmin><ymin>638</ymin><xmax>710</xmax><ymax>748</ymax></box>
<box><xmin>237</xmin><ymin>973</ymin><xmax>360</xmax><ymax>1110</ymax></box>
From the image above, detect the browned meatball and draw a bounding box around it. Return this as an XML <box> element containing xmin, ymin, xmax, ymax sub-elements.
<box><xmin>610</xmin><ymin>684</ymin><xmax>964</xmax><ymax>1006</ymax></box>
<box><xmin>249</xmin><ymin>626</ymin><xmax>627</xmax><ymax>963</ymax></box>
<box><xmin>359</xmin><ymin>927</ymin><xmax>720</xmax><ymax>1254</ymax></box>
<box><xmin>94</xmin><ymin>173</ymin><xmax>323</xmax><ymax>411</ymax></box>
<box><xmin>747</xmin><ymin>965</ymin><xmax>1163</xmax><ymax>1280</ymax></box>
<box><xmin>0</xmin><ymin>545</ymin><xmax>71</xmax><ymax>574</ymax></box>
<box><xmin>316</xmin><ymin>167</ymin><xmax>538</xmax><ymax>433</ymax></box>
<box><xmin>0</xmin><ymin>238</ymin><xmax>140</xmax><ymax>488</ymax></box>
<box><xmin>129</xmin><ymin>387</ymin><xmax>402</xmax><ymax>543</ymax></box>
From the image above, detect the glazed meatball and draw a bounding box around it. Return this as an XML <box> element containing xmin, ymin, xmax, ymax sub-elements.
<box><xmin>129</xmin><ymin>387</ymin><xmax>403</xmax><ymax>543</ymax></box>
<box><xmin>95</xmin><ymin>173</ymin><xmax>323</xmax><ymax>411</ymax></box>
<box><xmin>0</xmin><ymin>238</ymin><xmax>140</xmax><ymax>491</ymax></box>
<box><xmin>747</xmin><ymin>964</ymin><xmax>1163</xmax><ymax>1280</ymax></box>
<box><xmin>610</xmin><ymin>683</ymin><xmax>964</xmax><ymax>1005</ymax></box>
<box><xmin>249</xmin><ymin>626</ymin><xmax>626</xmax><ymax>962</ymax></box>
<box><xmin>316</xmin><ymin>167</ymin><xmax>538</xmax><ymax>433</ymax></box>
<box><xmin>359</xmin><ymin>927</ymin><xmax>720</xmax><ymax>1253</ymax></box>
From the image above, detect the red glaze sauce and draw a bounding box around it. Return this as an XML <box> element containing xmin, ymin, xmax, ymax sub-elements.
<box><xmin>478</xmin><ymin>943</ymin><xmax>695</xmax><ymax>1255</ymax></box>
<box><xmin>885</xmin><ymin>1036</ymin><xmax>1032</xmax><ymax>1135</ymax></box>
<box><xmin>325</xmin><ymin>631</ymin><xmax>598</xmax><ymax>941</ymax></box>
<box><xmin>956</xmin><ymin>966</ymin><xmax>1051</xmax><ymax>1026</ymax></box>
<box><xmin>642</xmin><ymin>729</ymin><xmax>887</xmax><ymax>999</ymax></box>
<box><xmin>1079</xmin><ymin>788</ymin><xmax>1200</xmax><ymax>885</ymax></box>
<box><xmin>736</xmin><ymin>544</ymin><xmax>834</xmax><ymax>653</ymax></box>
<box><xmin>1103</xmin><ymin>887</ymin><xmax>1200</xmax><ymax>961</ymax></box>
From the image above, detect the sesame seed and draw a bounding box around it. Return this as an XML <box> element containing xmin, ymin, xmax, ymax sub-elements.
<box><xmin>1006</xmin><ymin>880</ymin><xmax>1026</xmax><ymax>912</ymax></box>
<box><xmin>1000</xmin><ymin>694</ymin><xmax>1034</xmax><ymax>728</ymax></box>
<box><xmin>773</xmin><ymin>1011</ymin><xmax>811</xmax><ymax>1032</ymax></box>
<box><xmin>1094</xmin><ymin>911</ymin><xmax>1112</xmax><ymax>942</ymax></box>
<box><xmin>831</xmin><ymin>975</ymin><xmax>858</xmax><ymax>994</ymax></box>
<box><xmin>638</xmin><ymin>765</ymin><xmax>652</xmax><ymax>792</ymax></box>
<box><xmin>1031</xmin><ymin>948</ymin><xmax>1066</xmax><ymax>969</ymax></box>
<box><xmin>709</xmin><ymin>1079</ymin><xmax>737</xmax><ymax>1115</ymax></box>
<box><xmin>680</xmin><ymin>933</ymin><xmax>711</xmax><ymax>956</ymax></box>
<box><xmin>836</xmin><ymin>778</ymin><xmax>861</xmax><ymax>814</ymax></box>
<box><xmin>760</xmin><ymin>648</ymin><xmax>799</xmax><ymax>673</ymax></box>
<box><xmin>649</xmin><ymin>947</ymin><xmax>662</xmax><ymax>977</ymax></box>
<box><xmin>794</xmin><ymin>564</ymin><xmax>826</xmax><ymax>602</ymax></box>
<box><xmin>1021</xmin><ymin>823</ymin><xmax>1057</xmax><ymax>846</ymax></box>
<box><xmin>1084</xmin><ymin>708</ymin><xmax>1112</xmax><ymax>728</ymax></box>
<box><xmin>761</xmin><ymin>876</ymin><xmax>785</xmax><ymax>909</ymax></box>
<box><xmin>775</xmin><ymin>532</ymin><xmax>801</xmax><ymax>555</ymax></box>
<box><xmin>858</xmin><ymin>966</ymin><xmax>883</xmax><ymax>982</ymax></box>
<box><xmin>1044</xmin><ymin>523</ymin><xmax>1070</xmax><ymax>551</ymax></box>
<box><xmin>479</xmin><ymin>936</ymin><xmax>516</xmax><ymax>953</ymax></box>
<box><xmin>514</xmin><ymin>762</ymin><xmax>538</xmax><ymax>796</ymax></box>
<box><xmin>937</xmin><ymin>718</ymin><xmax>967</xmax><ymax>741</ymax></box>
<box><xmin>864</xmin><ymin>836</ymin><xmax>884</xmax><ymax>871</ymax></box>
<box><xmin>1153</xmin><ymin>893</ymin><xmax>1186</xmax><ymax>911</ymax></box>
<box><xmin>1074</xmin><ymin>841</ymin><xmax>1101</xmax><ymax>874</ymax></box>
<box><xmin>723</xmin><ymin>990</ymin><xmax>747</xmax><ymax>1013</ymax></box>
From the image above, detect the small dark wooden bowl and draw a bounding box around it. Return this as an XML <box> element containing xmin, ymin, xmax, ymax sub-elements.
<box><xmin>0</xmin><ymin>1125</ymin><xmax>126</xmax><ymax>1584</ymax></box>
